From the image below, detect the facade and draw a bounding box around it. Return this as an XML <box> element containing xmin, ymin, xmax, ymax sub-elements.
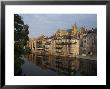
<box><xmin>79</xmin><ymin>28</ymin><xmax>97</xmax><ymax>56</ymax></box>
<box><xmin>44</xmin><ymin>37</ymin><xmax>53</xmax><ymax>55</ymax></box>
<box><xmin>27</xmin><ymin>38</ymin><xmax>37</xmax><ymax>53</ymax></box>
<box><xmin>27</xmin><ymin>24</ymin><xmax>97</xmax><ymax>57</ymax></box>
<box><xmin>70</xmin><ymin>39</ymin><xmax>79</xmax><ymax>57</ymax></box>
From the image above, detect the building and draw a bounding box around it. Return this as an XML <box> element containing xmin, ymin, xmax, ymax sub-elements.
<box><xmin>27</xmin><ymin>38</ymin><xmax>37</xmax><ymax>53</ymax></box>
<box><xmin>27</xmin><ymin>24</ymin><xmax>97</xmax><ymax>57</ymax></box>
<box><xmin>79</xmin><ymin>28</ymin><xmax>97</xmax><ymax>56</ymax></box>
<box><xmin>69</xmin><ymin>39</ymin><xmax>80</xmax><ymax>57</ymax></box>
<box><xmin>52</xmin><ymin>24</ymin><xmax>80</xmax><ymax>57</ymax></box>
<box><xmin>44</xmin><ymin>37</ymin><xmax>53</xmax><ymax>55</ymax></box>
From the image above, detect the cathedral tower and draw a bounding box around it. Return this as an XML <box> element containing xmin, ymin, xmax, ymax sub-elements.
<box><xmin>71</xmin><ymin>23</ymin><xmax>78</xmax><ymax>36</ymax></box>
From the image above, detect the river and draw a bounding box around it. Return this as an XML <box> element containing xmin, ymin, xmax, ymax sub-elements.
<box><xmin>21</xmin><ymin>53</ymin><xmax>97</xmax><ymax>76</ymax></box>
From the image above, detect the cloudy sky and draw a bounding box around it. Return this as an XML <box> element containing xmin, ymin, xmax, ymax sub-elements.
<box><xmin>19</xmin><ymin>14</ymin><xmax>97</xmax><ymax>38</ymax></box>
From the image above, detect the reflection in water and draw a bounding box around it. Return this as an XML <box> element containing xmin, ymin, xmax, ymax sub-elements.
<box><xmin>21</xmin><ymin>53</ymin><xmax>97</xmax><ymax>76</ymax></box>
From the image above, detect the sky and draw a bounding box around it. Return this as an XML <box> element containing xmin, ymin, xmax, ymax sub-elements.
<box><xmin>19</xmin><ymin>14</ymin><xmax>97</xmax><ymax>38</ymax></box>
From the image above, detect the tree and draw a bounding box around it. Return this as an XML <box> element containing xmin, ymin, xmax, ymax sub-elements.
<box><xmin>14</xmin><ymin>14</ymin><xmax>29</xmax><ymax>75</ymax></box>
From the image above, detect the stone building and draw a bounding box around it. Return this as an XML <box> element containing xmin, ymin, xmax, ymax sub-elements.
<box><xmin>53</xmin><ymin>24</ymin><xmax>80</xmax><ymax>57</ymax></box>
<box><xmin>79</xmin><ymin>28</ymin><xmax>97</xmax><ymax>56</ymax></box>
<box><xmin>69</xmin><ymin>39</ymin><xmax>80</xmax><ymax>57</ymax></box>
<box><xmin>53</xmin><ymin>30</ymin><xmax>70</xmax><ymax>56</ymax></box>
<box><xmin>27</xmin><ymin>24</ymin><xmax>97</xmax><ymax>57</ymax></box>
<box><xmin>44</xmin><ymin>37</ymin><xmax>53</xmax><ymax>55</ymax></box>
<box><xmin>27</xmin><ymin>38</ymin><xmax>37</xmax><ymax>53</ymax></box>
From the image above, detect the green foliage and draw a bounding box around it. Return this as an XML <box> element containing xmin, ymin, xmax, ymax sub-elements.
<box><xmin>25</xmin><ymin>47</ymin><xmax>31</xmax><ymax>54</ymax></box>
<box><xmin>14</xmin><ymin>14</ymin><xmax>29</xmax><ymax>75</ymax></box>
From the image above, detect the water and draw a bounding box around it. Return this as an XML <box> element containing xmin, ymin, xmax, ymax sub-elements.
<box><xmin>21</xmin><ymin>53</ymin><xmax>97</xmax><ymax>76</ymax></box>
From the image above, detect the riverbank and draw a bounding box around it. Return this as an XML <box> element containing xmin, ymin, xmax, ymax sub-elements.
<box><xmin>27</xmin><ymin>53</ymin><xmax>97</xmax><ymax>61</ymax></box>
<box><xmin>76</xmin><ymin>55</ymin><xmax>97</xmax><ymax>60</ymax></box>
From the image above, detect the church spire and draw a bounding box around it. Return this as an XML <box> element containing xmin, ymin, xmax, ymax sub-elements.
<box><xmin>74</xmin><ymin>22</ymin><xmax>77</xmax><ymax>29</ymax></box>
<box><xmin>71</xmin><ymin>23</ymin><xmax>78</xmax><ymax>36</ymax></box>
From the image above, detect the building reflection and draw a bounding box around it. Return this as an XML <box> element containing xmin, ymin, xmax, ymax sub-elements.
<box><xmin>25</xmin><ymin>53</ymin><xmax>97</xmax><ymax>76</ymax></box>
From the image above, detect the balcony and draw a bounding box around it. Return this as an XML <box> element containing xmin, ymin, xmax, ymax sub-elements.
<box><xmin>56</xmin><ymin>42</ymin><xmax>71</xmax><ymax>45</ymax></box>
<box><xmin>56</xmin><ymin>47</ymin><xmax>62</xmax><ymax>49</ymax></box>
<box><xmin>56</xmin><ymin>51</ymin><xmax>62</xmax><ymax>53</ymax></box>
<box><xmin>45</xmin><ymin>42</ymin><xmax>51</xmax><ymax>45</ymax></box>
